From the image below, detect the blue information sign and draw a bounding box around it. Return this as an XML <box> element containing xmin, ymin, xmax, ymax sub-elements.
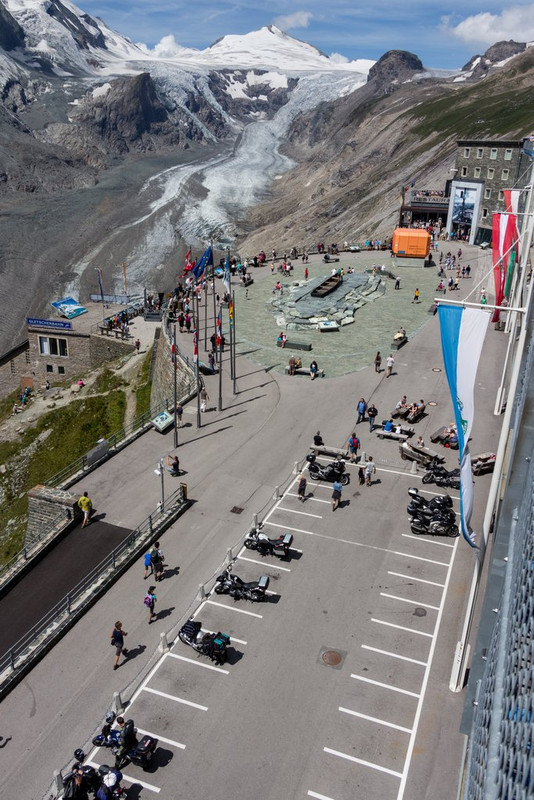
<box><xmin>27</xmin><ymin>318</ymin><xmax>73</xmax><ymax>330</ymax></box>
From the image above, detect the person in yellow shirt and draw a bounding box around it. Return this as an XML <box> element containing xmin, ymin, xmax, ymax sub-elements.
<box><xmin>78</xmin><ymin>491</ymin><xmax>93</xmax><ymax>528</ymax></box>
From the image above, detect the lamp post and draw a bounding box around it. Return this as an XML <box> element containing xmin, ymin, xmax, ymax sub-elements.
<box><xmin>154</xmin><ymin>459</ymin><xmax>165</xmax><ymax>512</ymax></box>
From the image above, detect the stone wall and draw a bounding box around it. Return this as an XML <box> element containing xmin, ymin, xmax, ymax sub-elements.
<box><xmin>0</xmin><ymin>339</ymin><xmax>31</xmax><ymax>399</ymax></box>
<box><xmin>150</xmin><ymin>322</ymin><xmax>196</xmax><ymax>413</ymax></box>
<box><xmin>89</xmin><ymin>334</ymin><xmax>134</xmax><ymax>367</ymax></box>
<box><xmin>26</xmin><ymin>484</ymin><xmax>79</xmax><ymax>547</ymax></box>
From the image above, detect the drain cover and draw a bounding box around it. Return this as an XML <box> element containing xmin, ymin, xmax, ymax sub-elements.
<box><xmin>432</xmin><ymin>367</ymin><xmax>442</xmax><ymax>372</ymax></box>
<box><xmin>428</xmin><ymin>401</ymin><xmax>438</xmax><ymax>407</ymax></box>
<box><xmin>322</xmin><ymin>650</ymin><xmax>342</xmax><ymax>666</ymax></box>
<box><xmin>230</xmin><ymin>506</ymin><xmax>243</xmax><ymax>514</ymax></box>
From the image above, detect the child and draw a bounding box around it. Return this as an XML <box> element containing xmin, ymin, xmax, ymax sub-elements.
<box><xmin>144</xmin><ymin>586</ymin><xmax>157</xmax><ymax>623</ymax></box>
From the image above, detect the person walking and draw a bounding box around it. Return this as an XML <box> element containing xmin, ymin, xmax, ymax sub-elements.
<box><xmin>365</xmin><ymin>456</ymin><xmax>376</xmax><ymax>486</ymax></box>
<box><xmin>347</xmin><ymin>432</ymin><xmax>360</xmax><ymax>463</ymax></box>
<box><xmin>144</xmin><ymin>586</ymin><xmax>157</xmax><ymax>623</ymax></box>
<box><xmin>394</xmin><ymin>276</ymin><xmax>401</xmax><ymax>290</ymax></box>
<box><xmin>331</xmin><ymin>479</ymin><xmax>343</xmax><ymax>511</ymax></box>
<box><xmin>297</xmin><ymin>472</ymin><xmax>307</xmax><ymax>502</ymax></box>
<box><xmin>386</xmin><ymin>354</ymin><xmax>395</xmax><ymax>378</ymax></box>
<box><xmin>176</xmin><ymin>404</ymin><xmax>184</xmax><ymax>427</ymax></box>
<box><xmin>356</xmin><ymin>397</ymin><xmax>367</xmax><ymax>424</ymax></box>
<box><xmin>304</xmin><ymin>267</ymin><xmax>309</xmax><ymax>280</ymax></box>
<box><xmin>412</xmin><ymin>288</ymin><xmax>420</xmax><ymax>303</ymax></box>
<box><xmin>200</xmin><ymin>386</ymin><xmax>209</xmax><ymax>412</ymax></box>
<box><xmin>143</xmin><ymin>551</ymin><xmax>153</xmax><ymax>579</ymax></box>
<box><xmin>110</xmin><ymin>621</ymin><xmax>128</xmax><ymax>670</ymax></box>
<box><xmin>150</xmin><ymin>541</ymin><xmax>164</xmax><ymax>581</ymax></box>
<box><xmin>367</xmin><ymin>403</ymin><xmax>378</xmax><ymax>432</ymax></box>
<box><xmin>77</xmin><ymin>491</ymin><xmax>93</xmax><ymax>528</ymax></box>
<box><xmin>374</xmin><ymin>351</ymin><xmax>382</xmax><ymax>373</ymax></box>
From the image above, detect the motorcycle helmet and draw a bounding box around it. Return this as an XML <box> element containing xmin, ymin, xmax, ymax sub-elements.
<box><xmin>104</xmin><ymin>773</ymin><xmax>118</xmax><ymax>787</ymax></box>
<box><xmin>74</xmin><ymin>748</ymin><xmax>85</xmax><ymax>763</ymax></box>
<box><xmin>105</xmin><ymin>711</ymin><xmax>116</xmax><ymax>724</ymax></box>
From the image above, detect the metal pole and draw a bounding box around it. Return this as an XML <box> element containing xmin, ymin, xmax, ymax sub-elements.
<box><xmin>227</xmin><ymin>251</ymin><xmax>234</xmax><ymax>380</ymax></box>
<box><xmin>173</xmin><ymin>322</ymin><xmax>178</xmax><ymax>449</ymax></box>
<box><xmin>159</xmin><ymin>459</ymin><xmax>165</xmax><ymax>512</ymax></box>
<box><xmin>204</xmin><ymin>281</ymin><xmax>208</xmax><ymax>351</ymax></box>
<box><xmin>195</xmin><ymin>291</ymin><xmax>201</xmax><ymax>429</ymax></box>
<box><xmin>218</xmin><ymin>301</ymin><xmax>223</xmax><ymax>411</ymax></box>
<box><xmin>232</xmin><ymin>290</ymin><xmax>237</xmax><ymax>394</ymax></box>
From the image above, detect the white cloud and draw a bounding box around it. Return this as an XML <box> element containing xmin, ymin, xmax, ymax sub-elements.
<box><xmin>141</xmin><ymin>34</ymin><xmax>187</xmax><ymax>57</ymax></box>
<box><xmin>328</xmin><ymin>52</ymin><xmax>349</xmax><ymax>64</ymax></box>
<box><xmin>442</xmin><ymin>4</ymin><xmax>534</xmax><ymax>45</ymax></box>
<box><xmin>273</xmin><ymin>11</ymin><xmax>313</xmax><ymax>31</ymax></box>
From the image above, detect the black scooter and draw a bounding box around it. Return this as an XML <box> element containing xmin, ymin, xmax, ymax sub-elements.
<box><xmin>244</xmin><ymin>527</ymin><xmax>293</xmax><ymax>558</ymax></box>
<box><xmin>214</xmin><ymin>565</ymin><xmax>270</xmax><ymax>601</ymax></box>
<box><xmin>306</xmin><ymin>453</ymin><xmax>349</xmax><ymax>485</ymax></box>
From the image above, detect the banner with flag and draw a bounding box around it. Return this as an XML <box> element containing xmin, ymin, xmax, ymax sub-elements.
<box><xmin>437</xmin><ymin>304</ymin><xmax>490</xmax><ymax>547</ymax></box>
<box><xmin>192</xmin><ymin>328</ymin><xmax>198</xmax><ymax>362</ymax></box>
<box><xmin>503</xmin><ymin>190</ymin><xmax>520</xmax><ymax>299</ymax></box>
<box><xmin>193</xmin><ymin>245</ymin><xmax>213</xmax><ymax>279</ymax></box>
<box><xmin>229</xmin><ymin>297</ymin><xmax>234</xmax><ymax>329</ymax></box>
<box><xmin>223</xmin><ymin>252</ymin><xmax>231</xmax><ymax>294</ymax></box>
<box><xmin>492</xmin><ymin>191</ymin><xmax>520</xmax><ymax>320</ymax></box>
<box><xmin>216</xmin><ymin>306</ymin><xmax>222</xmax><ymax>335</ymax></box>
<box><xmin>96</xmin><ymin>268</ymin><xmax>105</xmax><ymax>305</ymax></box>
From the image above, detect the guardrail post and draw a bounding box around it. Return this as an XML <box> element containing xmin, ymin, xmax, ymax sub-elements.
<box><xmin>148</xmin><ymin>515</ymin><xmax>153</xmax><ymax>534</ymax></box>
<box><xmin>158</xmin><ymin>632</ymin><xmax>170</xmax><ymax>653</ymax></box>
<box><xmin>82</xmin><ymin>455</ymin><xmax>87</xmax><ymax>471</ymax></box>
<box><xmin>359</xmin><ymin>450</ymin><xmax>367</xmax><ymax>464</ymax></box>
<box><xmin>197</xmin><ymin>583</ymin><xmax>206</xmax><ymax>601</ymax></box>
<box><xmin>252</xmin><ymin>513</ymin><xmax>258</xmax><ymax>529</ymax></box>
<box><xmin>23</xmin><ymin>547</ymin><xmax>28</xmax><ymax>560</ymax></box>
<box><xmin>53</xmin><ymin>770</ymin><xmax>63</xmax><ymax>795</ymax></box>
<box><xmin>112</xmin><ymin>691</ymin><xmax>124</xmax><ymax>715</ymax></box>
<box><xmin>226</xmin><ymin>548</ymin><xmax>233</xmax><ymax>565</ymax></box>
<box><xmin>274</xmin><ymin>485</ymin><xmax>280</xmax><ymax>499</ymax></box>
<box><xmin>66</xmin><ymin>595</ymin><xmax>71</xmax><ymax>615</ymax></box>
<box><xmin>293</xmin><ymin>460</ymin><xmax>300</xmax><ymax>474</ymax></box>
<box><xmin>410</xmin><ymin>460</ymin><xmax>418</xmax><ymax>474</ymax></box>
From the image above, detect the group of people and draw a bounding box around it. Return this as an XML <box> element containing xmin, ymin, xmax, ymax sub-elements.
<box><xmin>287</xmin><ymin>355</ymin><xmax>320</xmax><ymax>379</ymax></box>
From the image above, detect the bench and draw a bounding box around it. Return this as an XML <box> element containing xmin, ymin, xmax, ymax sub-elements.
<box><xmin>285</xmin><ymin>367</ymin><xmax>325</xmax><ymax>378</ymax></box>
<box><xmin>310</xmin><ymin>444</ymin><xmax>349</xmax><ymax>459</ymax></box>
<box><xmin>276</xmin><ymin>340</ymin><xmax>312</xmax><ymax>351</ymax></box>
<box><xmin>324</xmin><ymin>257</ymin><xmax>340</xmax><ymax>263</ymax></box>
<box><xmin>430</xmin><ymin>426</ymin><xmax>459</xmax><ymax>449</ymax></box>
<box><xmin>399</xmin><ymin>441</ymin><xmax>443</xmax><ymax>466</ymax></box>
<box><xmin>376</xmin><ymin>421</ymin><xmax>414</xmax><ymax>436</ymax></box>
<box><xmin>391</xmin><ymin>336</ymin><xmax>408</xmax><ymax>350</ymax></box>
<box><xmin>471</xmin><ymin>452</ymin><xmax>496</xmax><ymax>476</ymax></box>
<box><xmin>242</xmin><ymin>277</ymin><xmax>254</xmax><ymax>287</ymax></box>
<box><xmin>406</xmin><ymin>405</ymin><xmax>426</xmax><ymax>424</ymax></box>
<box><xmin>98</xmin><ymin>325</ymin><xmax>126</xmax><ymax>339</ymax></box>
<box><xmin>377</xmin><ymin>429</ymin><xmax>409</xmax><ymax>442</ymax></box>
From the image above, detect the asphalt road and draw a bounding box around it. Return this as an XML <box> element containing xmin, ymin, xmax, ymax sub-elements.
<box><xmin>0</xmin><ymin>242</ymin><xmax>505</xmax><ymax>800</ymax></box>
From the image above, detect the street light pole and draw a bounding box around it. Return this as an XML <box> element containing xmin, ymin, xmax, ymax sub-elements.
<box><xmin>155</xmin><ymin>459</ymin><xmax>165</xmax><ymax>512</ymax></box>
<box><xmin>173</xmin><ymin>322</ymin><xmax>178</xmax><ymax>449</ymax></box>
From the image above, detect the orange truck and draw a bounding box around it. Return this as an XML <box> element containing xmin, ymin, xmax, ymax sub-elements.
<box><xmin>392</xmin><ymin>228</ymin><xmax>431</xmax><ymax>258</ymax></box>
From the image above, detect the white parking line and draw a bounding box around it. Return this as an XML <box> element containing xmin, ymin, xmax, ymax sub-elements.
<box><xmin>166</xmin><ymin>652</ymin><xmax>229</xmax><ymax>674</ymax></box>
<box><xmin>339</xmin><ymin>707</ymin><xmax>412</xmax><ymax>734</ymax></box>
<box><xmin>277</xmin><ymin>505</ymin><xmax>323</xmax><ymax>518</ymax></box>
<box><xmin>136</xmin><ymin>728</ymin><xmax>186</xmax><ymax>749</ymax></box>
<box><xmin>380</xmin><ymin>593</ymin><xmax>440</xmax><ymax>611</ymax></box>
<box><xmin>287</xmin><ymin>492</ymin><xmax>331</xmax><ymax>504</ymax></box>
<box><xmin>324</xmin><ymin>747</ymin><xmax>402</xmax><ymax>778</ymax></box>
<box><xmin>361</xmin><ymin>645</ymin><xmax>427</xmax><ymax>666</ymax></box>
<box><xmin>371</xmin><ymin>618</ymin><xmax>434</xmax><ymax>638</ymax></box>
<box><xmin>203</xmin><ymin>628</ymin><xmax>248</xmax><ymax>645</ymax></box>
<box><xmin>237</xmin><ymin>555</ymin><xmax>291</xmax><ymax>571</ymax></box>
<box><xmin>388</xmin><ymin>571</ymin><xmax>445</xmax><ymax>587</ymax></box>
<box><xmin>206</xmin><ymin>599</ymin><xmax>263</xmax><ymax>618</ymax></box>
<box><xmin>85</xmin><ymin>762</ymin><xmax>161</xmax><ymax>793</ymax></box>
<box><xmin>419</xmin><ymin>489</ymin><xmax>460</xmax><ymax>501</ymax></box>
<box><xmin>401</xmin><ymin>533</ymin><xmax>455</xmax><ymax>548</ymax></box>
<box><xmin>308</xmin><ymin>791</ymin><xmax>337</xmax><ymax>800</ymax></box>
<box><xmin>350</xmin><ymin>674</ymin><xmax>420</xmax><ymax>698</ymax></box>
<box><xmin>142</xmin><ymin>686</ymin><xmax>209</xmax><ymax>710</ymax></box>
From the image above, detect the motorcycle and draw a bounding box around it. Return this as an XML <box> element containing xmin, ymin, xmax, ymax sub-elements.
<box><xmin>178</xmin><ymin>619</ymin><xmax>230</xmax><ymax>665</ymax></box>
<box><xmin>407</xmin><ymin>487</ymin><xmax>453</xmax><ymax>511</ymax></box>
<box><xmin>96</xmin><ymin>765</ymin><xmax>128</xmax><ymax>799</ymax></box>
<box><xmin>407</xmin><ymin>487</ymin><xmax>458</xmax><ymax>537</ymax></box>
<box><xmin>422</xmin><ymin>462</ymin><xmax>460</xmax><ymax>489</ymax></box>
<box><xmin>91</xmin><ymin>717</ymin><xmax>157</xmax><ymax>771</ymax></box>
<box><xmin>410</xmin><ymin>516</ymin><xmax>459</xmax><ymax>537</ymax></box>
<box><xmin>214</xmin><ymin>565</ymin><xmax>270</xmax><ymax>601</ymax></box>
<box><xmin>306</xmin><ymin>453</ymin><xmax>350</xmax><ymax>485</ymax></box>
<box><xmin>244</xmin><ymin>527</ymin><xmax>293</xmax><ymax>558</ymax></box>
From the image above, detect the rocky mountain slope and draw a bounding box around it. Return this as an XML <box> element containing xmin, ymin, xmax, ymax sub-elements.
<box><xmin>0</xmin><ymin>0</ymin><xmax>531</xmax><ymax>352</ymax></box>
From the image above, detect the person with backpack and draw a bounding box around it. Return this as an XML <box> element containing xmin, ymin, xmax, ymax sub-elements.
<box><xmin>110</xmin><ymin>621</ymin><xmax>128</xmax><ymax>671</ymax></box>
<box><xmin>347</xmin><ymin>432</ymin><xmax>360</xmax><ymax>463</ymax></box>
<box><xmin>150</xmin><ymin>542</ymin><xmax>164</xmax><ymax>581</ymax></box>
<box><xmin>144</xmin><ymin>586</ymin><xmax>157</xmax><ymax>623</ymax></box>
<box><xmin>356</xmin><ymin>397</ymin><xmax>367</xmax><ymax>424</ymax></box>
<box><xmin>143</xmin><ymin>551</ymin><xmax>153</xmax><ymax>579</ymax></box>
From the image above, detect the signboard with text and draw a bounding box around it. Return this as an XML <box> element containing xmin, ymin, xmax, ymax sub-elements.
<box><xmin>27</xmin><ymin>317</ymin><xmax>73</xmax><ymax>330</ymax></box>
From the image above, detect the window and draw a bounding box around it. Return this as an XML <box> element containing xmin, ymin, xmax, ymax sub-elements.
<box><xmin>482</xmin><ymin>208</ymin><xmax>488</xmax><ymax>219</ymax></box>
<box><xmin>484</xmin><ymin>188</ymin><xmax>492</xmax><ymax>199</ymax></box>
<box><xmin>461</xmin><ymin>166</ymin><xmax>468</xmax><ymax>177</ymax></box>
<box><xmin>487</xmin><ymin>168</ymin><xmax>495</xmax><ymax>179</ymax></box>
<box><xmin>464</xmin><ymin>147</ymin><xmax>471</xmax><ymax>158</ymax></box>
<box><xmin>46</xmin><ymin>364</ymin><xmax>53</xmax><ymax>373</ymax></box>
<box><xmin>499</xmin><ymin>191</ymin><xmax>504</xmax><ymax>201</ymax></box>
<box><xmin>477</xmin><ymin>148</ymin><xmax>484</xmax><ymax>158</ymax></box>
<box><xmin>490</xmin><ymin>148</ymin><xmax>497</xmax><ymax>160</ymax></box>
<box><xmin>504</xmin><ymin>148</ymin><xmax>513</xmax><ymax>161</ymax></box>
<box><xmin>58</xmin><ymin>366</ymin><xmax>65</xmax><ymax>375</ymax></box>
<box><xmin>38</xmin><ymin>336</ymin><xmax>68</xmax><ymax>357</ymax></box>
<box><xmin>502</xmin><ymin>169</ymin><xmax>510</xmax><ymax>180</ymax></box>
<box><xmin>474</xmin><ymin>167</ymin><xmax>481</xmax><ymax>178</ymax></box>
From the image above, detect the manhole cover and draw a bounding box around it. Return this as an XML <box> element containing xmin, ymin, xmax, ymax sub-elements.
<box><xmin>230</xmin><ymin>506</ymin><xmax>244</xmax><ymax>514</ymax></box>
<box><xmin>413</xmin><ymin>607</ymin><xmax>427</xmax><ymax>617</ymax></box>
<box><xmin>428</xmin><ymin>401</ymin><xmax>438</xmax><ymax>407</ymax></box>
<box><xmin>322</xmin><ymin>650</ymin><xmax>342</xmax><ymax>666</ymax></box>
<box><xmin>432</xmin><ymin>367</ymin><xmax>442</xmax><ymax>372</ymax></box>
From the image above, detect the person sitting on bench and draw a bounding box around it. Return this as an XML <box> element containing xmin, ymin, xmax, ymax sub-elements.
<box><xmin>314</xmin><ymin>431</ymin><xmax>324</xmax><ymax>446</ymax></box>
<box><xmin>384</xmin><ymin>419</ymin><xmax>394</xmax><ymax>432</ymax></box>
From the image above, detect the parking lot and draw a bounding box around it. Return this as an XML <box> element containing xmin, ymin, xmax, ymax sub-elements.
<box><xmin>85</xmin><ymin>452</ymin><xmax>467</xmax><ymax>800</ymax></box>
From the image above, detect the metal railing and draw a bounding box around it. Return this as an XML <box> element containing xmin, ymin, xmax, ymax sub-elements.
<box><xmin>0</xmin><ymin>485</ymin><xmax>189</xmax><ymax>699</ymax></box>
<box><xmin>0</xmin><ymin>509</ymin><xmax>71</xmax><ymax>584</ymax></box>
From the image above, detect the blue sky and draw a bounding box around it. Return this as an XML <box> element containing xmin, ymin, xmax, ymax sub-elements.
<box><xmin>82</xmin><ymin>0</ymin><xmax>534</xmax><ymax>69</ymax></box>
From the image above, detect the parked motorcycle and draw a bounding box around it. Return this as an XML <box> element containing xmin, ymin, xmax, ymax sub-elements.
<box><xmin>244</xmin><ymin>527</ymin><xmax>293</xmax><ymax>558</ymax></box>
<box><xmin>178</xmin><ymin>619</ymin><xmax>230</xmax><ymax>665</ymax></box>
<box><xmin>422</xmin><ymin>462</ymin><xmax>460</xmax><ymax>489</ymax></box>
<box><xmin>410</xmin><ymin>516</ymin><xmax>459</xmax><ymax>537</ymax></box>
<box><xmin>96</xmin><ymin>765</ymin><xmax>128</xmax><ymax>799</ymax></box>
<box><xmin>306</xmin><ymin>453</ymin><xmax>349</xmax><ymax>485</ymax></box>
<box><xmin>214</xmin><ymin>565</ymin><xmax>270</xmax><ymax>601</ymax></box>
<box><xmin>407</xmin><ymin>487</ymin><xmax>459</xmax><ymax>537</ymax></box>
<box><xmin>91</xmin><ymin>716</ymin><xmax>157</xmax><ymax>771</ymax></box>
<box><xmin>407</xmin><ymin>487</ymin><xmax>453</xmax><ymax>511</ymax></box>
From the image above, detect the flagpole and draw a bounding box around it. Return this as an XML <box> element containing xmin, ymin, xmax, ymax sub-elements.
<box><xmin>227</xmin><ymin>251</ymin><xmax>234</xmax><ymax>380</ymax></box>
<box><xmin>204</xmin><ymin>281</ymin><xmax>208</xmax><ymax>351</ymax></box>
<box><xmin>194</xmin><ymin>291</ymin><xmax>201</xmax><ymax>429</ymax></box>
<box><xmin>173</xmin><ymin>322</ymin><xmax>179</xmax><ymax>449</ymax></box>
<box><xmin>232</xmin><ymin>289</ymin><xmax>237</xmax><ymax>395</ymax></box>
<box><xmin>218</xmin><ymin>301</ymin><xmax>223</xmax><ymax>412</ymax></box>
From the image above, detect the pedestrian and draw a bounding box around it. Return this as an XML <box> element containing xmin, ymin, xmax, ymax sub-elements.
<box><xmin>356</xmin><ymin>397</ymin><xmax>367</xmax><ymax>424</ymax></box>
<box><xmin>77</xmin><ymin>491</ymin><xmax>93</xmax><ymax>528</ymax></box>
<box><xmin>412</xmin><ymin>288</ymin><xmax>420</xmax><ymax>303</ymax></box>
<box><xmin>386</xmin><ymin>353</ymin><xmax>395</xmax><ymax>377</ymax></box>
<box><xmin>220</xmin><ymin>334</ymin><xmax>226</xmax><ymax>353</ymax></box>
<box><xmin>347</xmin><ymin>432</ymin><xmax>360</xmax><ymax>463</ymax></box>
<box><xmin>297</xmin><ymin>472</ymin><xmax>307</xmax><ymax>502</ymax></box>
<box><xmin>394</xmin><ymin>276</ymin><xmax>401</xmax><ymax>290</ymax></box>
<box><xmin>150</xmin><ymin>541</ymin><xmax>164</xmax><ymax>581</ymax></box>
<box><xmin>365</xmin><ymin>456</ymin><xmax>376</xmax><ymax>486</ymax></box>
<box><xmin>134</xmin><ymin>338</ymin><xmax>141</xmax><ymax>353</ymax></box>
<box><xmin>367</xmin><ymin>403</ymin><xmax>378</xmax><ymax>432</ymax></box>
<box><xmin>288</xmin><ymin>354</ymin><xmax>297</xmax><ymax>375</ymax></box>
<box><xmin>358</xmin><ymin>466</ymin><xmax>365</xmax><ymax>486</ymax></box>
<box><xmin>416</xmin><ymin>435</ymin><xmax>425</xmax><ymax>447</ymax></box>
<box><xmin>166</xmin><ymin>454</ymin><xmax>180</xmax><ymax>475</ymax></box>
<box><xmin>178</xmin><ymin>312</ymin><xmax>185</xmax><ymax>332</ymax></box>
<box><xmin>144</xmin><ymin>586</ymin><xmax>157</xmax><ymax>623</ymax></box>
<box><xmin>143</xmin><ymin>551</ymin><xmax>153</xmax><ymax>579</ymax></box>
<box><xmin>304</xmin><ymin>267</ymin><xmax>309</xmax><ymax>280</ymax></box>
<box><xmin>110</xmin><ymin>621</ymin><xmax>128</xmax><ymax>670</ymax></box>
<box><xmin>374</xmin><ymin>351</ymin><xmax>382</xmax><ymax>373</ymax></box>
<box><xmin>185</xmin><ymin>313</ymin><xmax>192</xmax><ymax>333</ymax></box>
<box><xmin>331</xmin><ymin>479</ymin><xmax>343</xmax><ymax>511</ymax></box>
<box><xmin>200</xmin><ymin>386</ymin><xmax>209</xmax><ymax>412</ymax></box>
<box><xmin>176</xmin><ymin>404</ymin><xmax>184</xmax><ymax>427</ymax></box>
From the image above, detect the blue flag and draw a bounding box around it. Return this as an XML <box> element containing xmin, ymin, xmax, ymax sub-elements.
<box><xmin>193</xmin><ymin>246</ymin><xmax>213</xmax><ymax>279</ymax></box>
<box><xmin>224</xmin><ymin>251</ymin><xmax>231</xmax><ymax>293</ymax></box>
